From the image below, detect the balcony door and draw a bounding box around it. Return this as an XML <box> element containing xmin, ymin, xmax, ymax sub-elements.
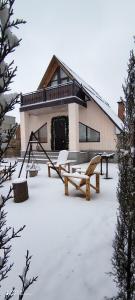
<box><xmin>51</xmin><ymin>116</ymin><xmax>68</xmax><ymax>150</ymax></box>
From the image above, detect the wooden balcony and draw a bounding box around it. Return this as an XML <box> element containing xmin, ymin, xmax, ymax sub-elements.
<box><xmin>21</xmin><ymin>81</ymin><xmax>87</xmax><ymax>108</ymax></box>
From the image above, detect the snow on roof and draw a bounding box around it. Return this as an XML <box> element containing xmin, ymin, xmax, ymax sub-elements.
<box><xmin>56</xmin><ymin>56</ymin><xmax>123</xmax><ymax>130</ymax></box>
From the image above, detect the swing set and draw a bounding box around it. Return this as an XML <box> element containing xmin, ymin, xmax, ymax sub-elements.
<box><xmin>18</xmin><ymin>131</ymin><xmax>64</xmax><ymax>183</ymax></box>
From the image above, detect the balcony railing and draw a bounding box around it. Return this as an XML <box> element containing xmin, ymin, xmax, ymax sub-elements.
<box><xmin>21</xmin><ymin>81</ymin><xmax>85</xmax><ymax>106</ymax></box>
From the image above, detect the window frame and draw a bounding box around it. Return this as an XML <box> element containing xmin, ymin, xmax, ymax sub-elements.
<box><xmin>79</xmin><ymin>122</ymin><xmax>100</xmax><ymax>143</ymax></box>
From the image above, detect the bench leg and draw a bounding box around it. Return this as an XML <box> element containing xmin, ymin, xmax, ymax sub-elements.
<box><xmin>64</xmin><ymin>177</ymin><xmax>69</xmax><ymax>196</ymax></box>
<box><xmin>96</xmin><ymin>173</ymin><xmax>100</xmax><ymax>193</ymax></box>
<box><xmin>86</xmin><ymin>178</ymin><xmax>90</xmax><ymax>200</ymax></box>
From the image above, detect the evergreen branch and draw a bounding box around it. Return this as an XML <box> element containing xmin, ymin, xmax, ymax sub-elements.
<box><xmin>4</xmin><ymin>287</ymin><xmax>15</xmax><ymax>299</ymax></box>
<box><xmin>0</xmin><ymin>2</ymin><xmax>37</xmax><ymax>298</ymax></box>
<box><xmin>18</xmin><ymin>250</ymin><xmax>38</xmax><ymax>300</ymax></box>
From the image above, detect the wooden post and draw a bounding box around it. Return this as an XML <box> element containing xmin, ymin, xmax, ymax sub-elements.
<box><xmin>73</xmin><ymin>80</ymin><xmax>75</xmax><ymax>96</ymax></box>
<box><xmin>43</xmin><ymin>88</ymin><xmax>46</xmax><ymax>101</ymax></box>
<box><xmin>86</xmin><ymin>178</ymin><xmax>90</xmax><ymax>200</ymax></box>
<box><xmin>64</xmin><ymin>177</ymin><xmax>69</xmax><ymax>196</ymax></box>
<box><xmin>96</xmin><ymin>173</ymin><xmax>100</xmax><ymax>193</ymax></box>
<box><xmin>48</xmin><ymin>165</ymin><xmax>51</xmax><ymax>177</ymax></box>
<box><xmin>13</xmin><ymin>179</ymin><xmax>29</xmax><ymax>203</ymax></box>
<box><xmin>32</xmin><ymin>131</ymin><xmax>64</xmax><ymax>183</ymax></box>
<box><xmin>8</xmin><ymin>162</ymin><xmax>12</xmax><ymax>180</ymax></box>
<box><xmin>18</xmin><ymin>132</ymin><xmax>33</xmax><ymax>178</ymax></box>
<box><xmin>58</xmin><ymin>166</ymin><xmax>61</xmax><ymax>175</ymax></box>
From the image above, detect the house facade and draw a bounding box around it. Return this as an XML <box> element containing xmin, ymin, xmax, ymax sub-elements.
<box><xmin>20</xmin><ymin>55</ymin><xmax>123</xmax><ymax>161</ymax></box>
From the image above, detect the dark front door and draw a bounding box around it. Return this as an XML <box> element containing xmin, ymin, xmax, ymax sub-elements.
<box><xmin>51</xmin><ymin>116</ymin><xmax>68</xmax><ymax>150</ymax></box>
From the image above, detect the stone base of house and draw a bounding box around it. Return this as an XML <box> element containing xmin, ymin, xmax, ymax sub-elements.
<box><xmin>20</xmin><ymin>150</ymin><xmax>117</xmax><ymax>164</ymax></box>
<box><xmin>20</xmin><ymin>150</ymin><xmax>89</xmax><ymax>164</ymax></box>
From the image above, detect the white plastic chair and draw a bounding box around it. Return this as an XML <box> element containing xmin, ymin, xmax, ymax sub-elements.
<box><xmin>47</xmin><ymin>150</ymin><xmax>70</xmax><ymax>177</ymax></box>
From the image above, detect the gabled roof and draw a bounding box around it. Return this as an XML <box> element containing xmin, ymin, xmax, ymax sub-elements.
<box><xmin>38</xmin><ymin>55</ymin><xmax>123</xmax><ymax>131</ymax></box>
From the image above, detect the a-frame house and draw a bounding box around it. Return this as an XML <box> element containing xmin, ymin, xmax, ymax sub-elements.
<box><xmin>20</xmin><ymin>55</ymin><xmax>123</xmax><ymax>162</ymax></box>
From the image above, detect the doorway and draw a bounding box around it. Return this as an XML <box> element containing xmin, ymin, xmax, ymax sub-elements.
<box><xmin>51</xmin><ymin>116</ymin><xmax>68</xmax><ymax>150</ymax></box>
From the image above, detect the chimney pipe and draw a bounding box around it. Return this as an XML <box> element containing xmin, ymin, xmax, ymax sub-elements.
<box><xmin>117</xmin><ymin>98</ymin><xmax>125</xmax><ymax>122</ymax></box>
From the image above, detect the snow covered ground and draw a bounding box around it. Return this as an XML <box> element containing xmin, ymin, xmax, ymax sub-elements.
<box><xmin>1</xmin><ymin>161</ymin><xmax>118</xmax><ymax>299</ymax></box>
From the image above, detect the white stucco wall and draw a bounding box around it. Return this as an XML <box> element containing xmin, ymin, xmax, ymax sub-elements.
<box><xmin>68</xmin><ymin>103</ymin><xmax>79</xmax><ymax>151</ymax></box>
<box><xmin>20</xmin><ymin>100</ymin><xmax>118</xmax><ymax>152</ymax></box>
<box><xmin>79</xmin><ymin>100</ymin><xmax>117</xmax><ymax>151</ymax></box>
<box><xmin>20</xmin><ymin>111</ymin><xmax>30</xmax><ymax>151</ymax></box>
<box><xmin>20</xmin><ymin>109</ymin><xmax>68</xmax><ymax>151</ymax></box>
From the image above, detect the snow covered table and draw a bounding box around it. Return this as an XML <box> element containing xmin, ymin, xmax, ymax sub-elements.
<box><xmin>97</xmin><ymin>152</ymin><xmax>115</xmax><ymax>179</ymax></box>
<box><xmin>12</xmin><ymin>178</ymin><xmax>29</xmax><ymax>203</ymax></box>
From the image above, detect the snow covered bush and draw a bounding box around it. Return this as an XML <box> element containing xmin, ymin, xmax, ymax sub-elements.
<box><xmin>109</xmin><ymin>49</ymin><xmax>135</xmax><ymax>300</ymax></box>
<box><xmin>0</xmin><ymin>0</ymin><xmax>37</xmax><ymax>298</ymax></box>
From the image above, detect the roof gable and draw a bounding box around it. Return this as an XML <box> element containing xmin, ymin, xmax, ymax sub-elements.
<box><xmin>47</xmin><ymin>66</ymin><xmax>72</xmax><ymax>87</ymax></box>
<box><xmin>38</xmin><ymin>55</ymin><xmax>123</xmax><ymax>130</ymax></box>
<box><xmin>38</xmin><ymin>55</ymin><xmax>73</xmax><ymax>89</ymax></box>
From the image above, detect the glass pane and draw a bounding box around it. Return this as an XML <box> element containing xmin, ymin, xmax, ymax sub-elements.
<box><xmin>79</xmin><ymin>123</ymin><xmax>86</xmax><ymax>142</ymax></box>
<box><xmin>60</xmin><ymin>68</ymin><xmax>67</xmax><ymax>78</ymax></box>
<box><xmin>52</xmin><ymin>72</ymin><xmax>58</xmax><ymax>81</ymax></box>
<box><xmin>87</xmin><ymin>127</ymin><xmax>100</xmax><ymax>142</ymax></box>
<box><xmin>34</xmin><ymin>131</ymin><xmax>39</xmax><ymax>140</ymax></box>
<box><xmin>61</xmin><ymin>78</ymin><xmax>68</xmax><ymax>84</ymax></box>
<box><xmin>39</xmin><ymin>124</ymin><xmax>47</xmax><ymax>143</ymax></box>
<box><xmin>35</xmin><ymin>124</ymin><xmax>47</xmax><ymax>143</ymax></box>
<box><xmin>50</xmin><ymin>80</ymin><xmax>58</xmax><ymax>87</ymax></box>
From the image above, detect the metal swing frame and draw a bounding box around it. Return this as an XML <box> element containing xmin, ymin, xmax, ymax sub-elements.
<box><xmin>18</xmin><ymin>131</ymin><xmax>64</xmax><ymax>182</ymax></box>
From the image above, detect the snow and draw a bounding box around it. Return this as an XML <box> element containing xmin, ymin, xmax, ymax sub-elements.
<box><xmin>56</xmin><ymin>150</ymin><xmax>69</xmax><ymax>164</ymax></box>
<box><xmin>26</xmin><ymin>162</ymin><xmax>40</xmax><ymax>171</ymax></box>
<box><xmin>1</xmin><ymin>160</ymin><xmax>118</xmax><ymax>299</ymax></box>
<box><xmin>63</xmin><ymin>172</ymin><xmax>89</xmax><ymax>179</ymax></box>
<box><xmin>12</xmin><ymin>178</ymin><xmax>27</xmax><ymax>184</ymax></box>
<box><xmin>0</xmin><ymin>2</ymin><xmax>18</xmax><ymax>108</ymax></box>
<box><xmin>21</xmin><ymin>95</ymin><xmax>83</xmax><ymax>108</ymax></box>
<box><xmin>57</xmin><ymin>56</ymin><xmax>123</xmax><ymax>131</ymax></box>
<box><xmin>0</xmin><ymin>1</ymin><xmax>18</xmax><ymax>48</ymax></box>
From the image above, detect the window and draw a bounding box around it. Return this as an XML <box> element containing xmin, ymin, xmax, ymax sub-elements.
<box><xmin>79</xmin><ymin>122</ymin><xmax>100</xmax><ymax>142</ymax></box>
<box><xmin>48</xmin><ymin>67</ymin><xmax>72</xmax><ymax>87</ymax></box>
<box><xmin>61</xmin><ymin>78</ymin><xmax>69</xmax><ymax>84</ymax></box>
<box><xmin>50</xmin><ymin>80</ymin><xmax>57</xmax><ymax>87</ymax></box>
<box><xmin>60</xmin><ymin>69</ymin><xmax>67</xmax><ymax>78</ymax></box>
<box><xmin>34</xmin><ymin>123</ymin><xmax>47</xmax><ymax>143</ymax></box>
<box><xmin>50</xmin><ymin>72</ymin><xmax>58</xmax><ymax>87</ymax></box>
<box><xmin>52</xmin><ymin>73</ymin><xmax>58</xmax><ymax>81</ymax></box>
<box><xmin>79</xmin><ymin>123</ymin><xmax>86</xmax><ymax>142</ymax></box>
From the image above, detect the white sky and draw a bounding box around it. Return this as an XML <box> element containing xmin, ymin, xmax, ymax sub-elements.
<box><xmin>7</xmin><ymin>0</ymin><xmax>135</xmax><ymax>123</ymax></box>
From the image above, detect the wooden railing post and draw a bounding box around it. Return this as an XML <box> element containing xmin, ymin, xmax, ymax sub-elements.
<box><xmin>43</xmin><ymin>89</ymin><xmax>46</xmax><ymax>101</ymax></box>
<box><xmin>73</xmin><ymin>80</ymin><xmax>75</xmax><ymax>96</ymax></box>
<box><xmin>20</xmin><ymin>93</ymin><xmax>23</xmax><ymax>106</ymax></box>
